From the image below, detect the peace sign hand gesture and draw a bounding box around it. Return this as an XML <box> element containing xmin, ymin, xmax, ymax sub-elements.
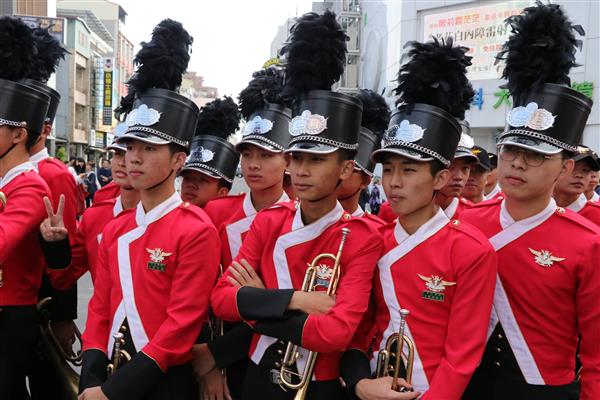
<box><xmin>40</xmin><ymin>195</ymin><xmax>68</xmax><ymax>242</ymax></box>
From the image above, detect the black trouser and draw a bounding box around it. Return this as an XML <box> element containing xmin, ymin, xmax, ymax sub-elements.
<box><xmin>462</xmin><ymin>366</ymin><xmax>579</xmax><ymax>400</ymax></box>
<box><xmin>242</xmin><ymin>361</ymin><xmax>344</xmax><ymax>400</ymax></box>
<box><xmin>144</xmin><ymin>363</ymin><xmax>198</xmax><ymax>400</ymax></box>
<box><xmin>0</xmin><ymin>305</ymin><xmax>39</xmax><ymax>400</ymax></box>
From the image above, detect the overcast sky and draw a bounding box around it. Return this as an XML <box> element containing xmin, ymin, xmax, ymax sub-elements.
<box><xmin>116</xmin><ymin>0</ymin><xmax>314</xmax><ymax>98</ymax></box>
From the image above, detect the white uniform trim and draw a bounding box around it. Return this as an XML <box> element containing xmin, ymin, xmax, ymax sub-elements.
<box><xmin>250</xmin><ymin>202</ymin><xmax>344</xmax><ymax>378</ymax></box>
<box><xmin>591</xmin><ymin>192</ymin><xmax>600</xmax><ymax>202</ymax></box>
<box><xmin>0</xmin><ymin>161</ymin><xmax>36</xmax><ymax>188</ymax></box>
<box><xmin>351</xmin><ymin>205</ymin><xmax>364</xmax><ymax>217</ymax></box>
<box><xmin>111</xmin><ymin>191</ymin><xmax>182</xmax><ymax>353</ymax></box>
<box><xmin>29</xmin><ymin>148</ymin><xmax>49</xmax><ymax>168</ymax></box>
<box><xmin>486</xmin><ymin>198</ymin><xmax>556</xmax><ymax>385</ymax></box>
<box><xmin>565</xmin><ymin>193</ymin><xmax>587</xmax><ymax>213</ymax></box>
<box><xmin>443</xmin><ymin>197</ymin><xmax>459</xmax><ymax>220</ymax></box>
<box><xmin>374</xmin><ymin>209</ymin><xmax>449</xmax><ymax>394</ymax></box>
<box><xmin>226</xmin><ymin>192</ymin><xmax>289</xmax><ymax>262</ymax></box>
<box><xmin>485</xmin><ymin>184</ymin><xmax>501</xmax><ymax>200</ymax></box>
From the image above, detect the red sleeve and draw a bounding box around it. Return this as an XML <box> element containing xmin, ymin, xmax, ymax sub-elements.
<box><xmin>142</xmin><ymin>224</ymin><xmax>221</xmax><ymax>371</ymax></box>
<box><xmin>347</xmin><ymin>270</ymin><xmax>381</xmax><ymax>354</ymax></box>
<box><xmin>44</xmin><ymin>165</ymin><xmax>78</xmax><ymax>241</ymax></box>
<box><xmin>301</xmin><ymin>234</ymin><xmax>382</xmax><ymax>353</ymax></box>
<box><xmin>0</xmin><ymin>179</ymin><xmax>48</xmax><ymax>262</ymax></box>
<box><xmin>210</xmin><ymin>214</ymin><xmax>265</xmax><ymax>322</ymax></box>
<box><xmin>46</xmin><ymin>213</ymin><xmax>90</xmax><ymax>290</ymax></box>
<box><xmin>81</xmin><ymin>234</ymin><xmax>112</xmax><ymax>356</ymax></box>
<box><xmin>576</xmin><ymin>237</ymin><xmax>600</xmax><ymax>400</ymax></box>
<box><xmin>422</xmin><ymin>242</ymin><xmax>497</xmax><ymax>400</ymax></box>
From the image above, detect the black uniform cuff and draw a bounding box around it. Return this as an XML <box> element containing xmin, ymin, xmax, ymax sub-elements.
<box><xmin>39</xmin><ymin>236</ymin><xmax>72</xmax><ymax>270</ymax></box>
<box><xmin>80</xmin><ymin>349</ymin><xmax>109</xmax><ymax>392</ymax></box>
<box><xmin>341</xmin><ymin>349</ymin><xmax>372</xmax><ymax>396</ymax></box>
<box><xmin>207</xmin><ymin>323</ymin><xmax>253</xmax><ymax>368</ymax></box>
<box><xmin>237</xmin><ymin>287</ymin><xmax>295</xmax><ymax>320</ymax></box>
<box><xmin>253</xmin><ymin>311</ymin><xmax>307</xmax><ymax>346</ymax></box>
<box><xmin>101</xmin><ymin>351</ymin><xmax>164</xmax><ymax>400</ymax></box>
<box><xmin>38</xmin><ymin>274</ymin><xmax>78</xmax><ymax>321</ymax></box>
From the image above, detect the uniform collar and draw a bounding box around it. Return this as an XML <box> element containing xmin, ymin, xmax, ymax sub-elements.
<box><xmin>351</xmin><ymin>205</ymin><xmax>364</xmax><ymax>217</ymax></box>
<box><xmin>499</xmin><ymin>197</ymin><xmax>557</xmax><ymax>230</ymax></box>
<box><xmin>114</xmin><ymin>195</ymin><xmax>124</xmax><ymax>217</ymax></box>
<box><xmin>243</xmin><ymin>190</ymin><xmax>290</xmax><ymax>217</ymax></box>
<box><xmin>135</xmin><ymin>191</ymin><xmax>182</xmax><ymax>226</ymax></box>
<box><xmin>592</xmin><ymin>191</ymin><xmax>600</xmax><ymax>202</ymax></box>
<box><xmin>443</xmin><ymin>197</ymin><xmax>459</xmax><ymax>219</ymax></box>
<box><xmin>29</xmin><ymin>148</ymin><xmax>49</xmax><ymax>167</ymax></box>
<box><xmin>292</xmin><ymin>201</ymin><xmax>344</xmax><ymax>231</ymax></box>
<box><xmin>566</xmin><ymin>193</ymin><xmax>588</xmax><ymax>213</ymax></box>
<box><xmin>393</xmin><ymin>207</ymin><xmax>449</xmax><ymax>245</ymax></box>
<box><xmin>0</xmin><ymin>161</ymin><xmax>36</xmax><ymax>189</ymax></box>
<box><xmin>485</xmin><ymin>184</ymin><xmax>501</xmax><ymax>200</ymax></box>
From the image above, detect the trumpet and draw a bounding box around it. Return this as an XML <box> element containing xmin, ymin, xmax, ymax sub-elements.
<box><xmin>208</xmin><ymin>265</ymin><xmax>225</xmax><ymax>341</ymax></box>
<box><xmin>107</xmin><ymin>331</ymin><xmax>132</xmax><ymax>376</ymax></box>
<box><xmin>0</xmin><ymin>190</ymin><xmax>6</xmax><ymax>207</ymax></box>
<box><xmin>375</xmin><ymin>309</ymin><xmax>414</xmax><ymax>392</ymax></box>
<box><xmin>279</xmin><ymin>227</ymin><xmax>350</xmax><ymax>400</ymax></box>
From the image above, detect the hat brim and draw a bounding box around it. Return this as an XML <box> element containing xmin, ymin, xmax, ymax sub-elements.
<box><xmin>454</xmin><ymin>149</ymin><xmax>479</xmax><ymax>163</ymax></box>
<box><xmin>497</xmin><ymin>135</ymin><xmax>563</xmax><ymax>155</ymax></box>
<box><xmin>284</xmin><ymin>141</ymin><xmax>337</xmax><ymax>154</ymax></box>
<box><xmin>106</xmin><ymin>142</ymin><xmax>127</xmax><ymax>152</ymax></box>
<box><xmin>572</xmin><ymin>153</ymin><xmax>600</xmax><ymax>171</ymax></box>
<box><xmin>179</xmin><ymin>164</ymin><xmax>232</xmax><ymax>182</ymax></box>
<box><xmin>371</xmin><ymin>147</ymin><xmax>435</xmax><ymax>164</ymax></box>
<box><xmin>235</xmin><ymin>138</ymin><xmax>282</xmax><ymax>153</ymax></box>
<box><xmin>116</xmin><ymin>131</ymin><xmax>171</xmax><ymax>146</ymax></box>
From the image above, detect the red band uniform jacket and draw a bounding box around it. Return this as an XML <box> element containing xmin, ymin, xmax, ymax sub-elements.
<box><xmin>80</xmin><ymin>193</ymin><xmax>221</xmax><ymax>399</ymax></box>
<box><xmin>461</xmin><ymin>197</ymin><xmax>600</xmax><ymax>400</ymax></box>
<box><xmin>565</xmin><ymin>193</ymin><xmax>600</xmax><ymax>227</ymax></box>
<box><xmin>0</xmin><ymin>162</ymin><xmax>51</xmax><ymax>305</ymax></box>
<box><xmin>343</xmin><ymin>209</ymin><xmax>497</xmax><ymax>399</ymax></box>
<box><xmin>210</xmin><ymin>201</ymin><xmax>383</xmax><ymax>383</ymax></box>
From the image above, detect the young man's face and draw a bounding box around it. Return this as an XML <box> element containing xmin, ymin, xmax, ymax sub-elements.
<box><xmin>555</xmin><ymin>159</ymin><xmax>592</xmax><ymax>196</ymax></box>
<box><xmin>438</xmin><ymin>157</ymin><xmax>472</xmax><ymax>198</ymax></box>
<box><xmin>462</xmin><ymin>164</ymin><xmax>489</xmax><ymax>200</ymax></box>
<box><xmin>287</xmin><ymin>150</ymin><xmax>354</xmax><ymax>202</ymax></box>
<box><xmin>124</xmin><ymin>140</ymin><xmax>186</xmax><ymax>190</ymax></box>
<box><xmin>498</xmin><ymin>145</ymin><xmax>572</xmax><ymax>202</ymax></box>
<box><xmin>111</xmin><ymin>150</ymin><xmax>132</xmax><ymax>188</ymax></box>
<box><xmin>0</xmin><ymin>125</ymin><xmax>26</xmax><ymax>155</ymax></box>
<box><xmin>240</xmin><ymin>144</ymin><xmax>287</xmax><ymax>192</ymax></box>
<box><xmin>485</xmin><ymin>168</ymin><xmax>498</xmax><ymax>191</ymax></box>
<box><xmin>382</xmin><ymin>155</ymin><xmax>449</xmax><ymax>216</ymax></box>
<box><xmin>336</xmin><ymin>169</ymin><xmax>370</xmax><ymax>201</ymax></box>
<box><xmin>180</xmin><ymin>170</ymin><xmax>228</xmax><ymax>207</ymax></box>
<box><xmin>588</xmin><ymin>171</ymin><xmax>599</xmax><ymax>192</ymax></box>
<box><xmin>102</xmin><ymin>159</ymin><xmax>111</xmax><ymax>169</ymax></box>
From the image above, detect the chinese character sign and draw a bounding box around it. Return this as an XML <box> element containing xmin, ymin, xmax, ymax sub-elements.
<box><xmin>102</xmin><ymin>58</ymin><xmax>114</xmax><ymax>126</ymax></box>
<box><xmin>423</xmin><ymin>1</ymin><xmax>531</xmax><ymax>80</ymax></box>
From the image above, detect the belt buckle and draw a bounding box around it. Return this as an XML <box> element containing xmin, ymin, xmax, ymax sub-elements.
<box><xmin>269</xmin><ymin>369</ymin><xmax>281</xmax><ymax>385</ymax></box>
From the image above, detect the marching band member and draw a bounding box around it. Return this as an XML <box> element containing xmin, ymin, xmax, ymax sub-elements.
<box><xmin>22</xmin><ymin>27</ymin><xmax>80</xmax><ymax>398</ymax></box>
<box><xmin>461</xmin><ymin>145</ymin><xmax>492</xmax><ymax>205</ymax></box>
<box><xmin>553</xmin><ymin>145</ymin><xmax>600</xmax><ymax>226</ymax></box>
<box><xmin>74</xmin><ymin>20</ymin><xmax>220</xmax><ymax>400</ymax></box>
<box><xmin>210</xmin><ymin>10</ymin><xmax>383</xmax><ymax>399</ymax></box>
<box><xmin>341</xmin><ymin>37</ymin><xmax>497</xmax><ymax>400</ymax></box>
<box><xmin>585</xmin><ymin>167</ymin><xmax>600</xmax><ymax>202</ymax></box>
<box><xmin>180</xmin><ymin>96</ymin><xmax>240</xmax><ymax>208</ymax></box>
<box><xmin>195</xmin><ymin>69</ymin><xmax>291</xmax><ymax>399</ymax></box>
<box><xmin>434</xmin><ymin>126</ymin><xmax>479</xmax><ymax>220</ymax></box>
<box><xmin>484</xmin><ymin>153</ymin><xmax>502</xmax><ymax>200</ymax></box>
<box><xmin>40</xmin><ymin>139</ymin><xmax>140</xmax><ymax>289</ymax></box>
<box><xmin>0</xmin><ymin>16</ymin><xmax>52</xmax><ymax>399</ymax></box>
<box><xmin>336</xmin><ymin>88</ymin><xmax>389</xmax><ymax>225</ymax></box>
<box><xmin>461</xmin><ymin>3</ymin><xmax>600</xmax><ymax>399</ymax></box>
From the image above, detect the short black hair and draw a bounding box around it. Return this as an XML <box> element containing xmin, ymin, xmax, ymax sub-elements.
<box><xmin>429</xmin><ymin>160</ymin><xmax>446</xmax><ymax>176</ymax></box>
<box><xmin>336</xmin><ymin>148</ymin><xmax>357</xmax><ymax>162</ymax></box>
<box><xmin>218</xmin><ymin>178</ymin><xmax>232</xmax><ymax>191</ymax></box>
<box><xmin>168</xmin><ymin>142</ymin><xmax>188</xmax><ymax>155</ymax></box>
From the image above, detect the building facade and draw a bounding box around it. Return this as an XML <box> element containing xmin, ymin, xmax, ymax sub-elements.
<box><xmin>358</xmin><ymin>0</ymin><xmax>599</xmax><ymax>152</ymax></box>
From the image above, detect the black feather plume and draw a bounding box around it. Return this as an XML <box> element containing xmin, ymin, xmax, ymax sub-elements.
<box><xmin>238</xmin><ymin>68</ymin><xmax>287</xmax><ymax>120</ymax></box>
<box><xmin>195</xmin><ymin>96</ymin><xmax>241</xmax><ymax>140</ymax></box>
<box><xmin>280</xmin><ymin>10</ymin><xmax>348</xmax><ymax>99</ymax></box>
<box><xmin>0</xmin><ymin>16</ymin><xmax>36</xmax><ymax>81</ymax></box>
<box><xmin>394</xmin><ymin>37</ymin><xmax>474</xmax><ymax>120</ymax></box>
<box><xmin>355</xmin><ymin>89</ymin><xmax>390</xmax><ymax>137</ymax></box>
<box><xmin>115</xmin><ymin>19</ymin><xmax>192</xmax><ymax>119</ymax></box>
<box><xmin>29</xmin><ymin>27</ymin><xmax>68</xmax><ymax>83</ymax></box>
<box><xmin>497</xmin><ymin>1</ymin><xmax>585</xmax><ymax>104</ymax></box>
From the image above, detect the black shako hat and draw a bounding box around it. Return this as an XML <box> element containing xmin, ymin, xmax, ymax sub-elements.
<box><xmin>237</xmin><ymin>67</ymin><xmax>292</xmax><ymax>152</ymax></box>
<box><xmin>353</xmin><ymin>89</ymin><xmax>390</xmax><ymax>175</ymax></box>
<box><xmin>454</xmin><ymin>121</ymin><xmax>479</xmax><ymax>163</ymax></box>
<box><xmin>0</xmin><ymin>17</ymin><xmax>50</xmax><ymax>136</ymax></box>
<box><xmin>372</xmin><ymin>37</ymin><xmax>475</xmax><ymax>167</ymax></box>
<box><xmin>114</xmin><ymin>19</ymin><xmax>197</xmax><ymax>152</ymax></box>
<box><xmin>181</xmin><ymin>96</ymin><xmax>241</xmax><ymax>183</ymax></box>
<box><xmin>572</xmin><ymin>145</ymin><xmax>600</xmax><ymax>171</ymax></box>
<box><xmin>496</xmin><ymin>1</ymin><xmax>592</xmax><ymax>155</ymax></box>
<box><xmin>279</xmin><ymin>10</ymin><xmax>362</xmax><ymax>154</ymax></box>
